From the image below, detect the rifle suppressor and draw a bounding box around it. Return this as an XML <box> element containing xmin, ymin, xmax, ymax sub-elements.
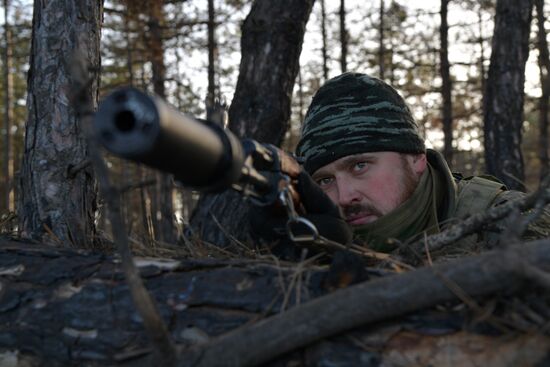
<box><xmin>94</xmin><ymin>87</ymin><xmax>245</xmax><ymax>191</ymax></box>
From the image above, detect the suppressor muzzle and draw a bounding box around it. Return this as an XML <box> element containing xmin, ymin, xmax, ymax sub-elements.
<box><xmin>94</xmin><ymin>87</ymin><xmax>245</xmax><ymax>191</ymax></box>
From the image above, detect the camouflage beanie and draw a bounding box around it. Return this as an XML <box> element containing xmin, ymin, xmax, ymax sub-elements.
<box><xmin>296</xmin><ymin>73</ymin><xmax>425</xmax><ymax>174</ymax></box>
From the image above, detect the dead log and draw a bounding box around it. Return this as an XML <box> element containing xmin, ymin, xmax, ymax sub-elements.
<box><xmin>0</xmin><ymin>237</ymin><xmax>549</xmax><ymax>367</ymax></box>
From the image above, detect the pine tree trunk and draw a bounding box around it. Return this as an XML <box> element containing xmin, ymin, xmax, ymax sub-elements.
<box><xmin>440</xmin><ymin>0</ymin><xmax>453</xmax><ymax>166</ymax></box>
<box><xmin>189</xmin><ymin>0</ymin><xmax>315</xmax><ymax>247</ymax></box>
<box><xmin>483</xmin><ymin>0</ymin><xmax>534</xmax><ymax>191</ymax></box>
<box><xmin>18</xmin><ymin>0</ymin><xmax>102</xmax><ymax>247</ymax></box>
<box><xmin>535</xmin><ymin>0</ymin><xmax>550</xmax><ymax>181</ymax></box>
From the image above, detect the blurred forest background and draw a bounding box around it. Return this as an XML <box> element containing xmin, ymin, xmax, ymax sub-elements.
<box><xmin>0</xmin><ymin>0</ymin><xmax>548</xmax><ymax>249</ymax></box>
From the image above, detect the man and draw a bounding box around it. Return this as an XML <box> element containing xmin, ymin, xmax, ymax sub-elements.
<box><xmin>268</xmin><ymin>72</ymin><xmax>549</xmax><ymax>256</ymax></box>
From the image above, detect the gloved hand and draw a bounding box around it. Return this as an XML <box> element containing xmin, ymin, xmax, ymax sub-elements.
<box><xmin>249</xmin><ymin>170</ymin><xmax>352</xmax><ymax>259</ymax></box>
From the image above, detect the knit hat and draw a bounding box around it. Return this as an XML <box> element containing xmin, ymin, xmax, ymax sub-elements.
<box><xmin>296</xmin><ymin>73</ymin><xmax>425</xmax><ymax>174</ymax></box>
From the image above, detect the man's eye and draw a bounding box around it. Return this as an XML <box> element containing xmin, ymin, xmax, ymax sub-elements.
<box><xmin>353</xmin><ymin>162</ymin><xmax>368</xmax><ymax>172</ymax></box>
<box><xmin>317</xmin><ymin>177</ymin><xmax>333</xmax><ymax>187</ymax></box>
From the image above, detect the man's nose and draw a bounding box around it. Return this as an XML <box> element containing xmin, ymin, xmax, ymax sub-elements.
<box><xmin>335</xmin><ymin>178</ymin><xmax>361</xmax><ymax>206</ymax></box>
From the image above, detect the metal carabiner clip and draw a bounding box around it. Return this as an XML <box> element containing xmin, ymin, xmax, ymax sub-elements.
<box><xmin>278</xmin><ymin>187</ymin><xmax>319</xmax><ymax>243</ymax></box>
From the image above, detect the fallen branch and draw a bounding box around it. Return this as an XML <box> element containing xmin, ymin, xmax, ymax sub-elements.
<box><xmin>170</xmin><ymin>239</ymin><xmax>550</xmax><ymax>367</ymax></box>
<box><xmin>406</xmin><ymin>184</ymin><xmax>550</xmax><ymax>257</ymax></box>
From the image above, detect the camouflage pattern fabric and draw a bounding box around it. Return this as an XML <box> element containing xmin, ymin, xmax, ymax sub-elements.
<box><xmin>296</xmin><ymin>73</ymin><xmax>425</xmax><ymax>175</ymax></box>
<box><xmin>428</xmin><ymin>150</ymin><xmax>550</xmax><ymax>258</ymax></box>
<box><xmin>484</xmin><ymin>190</ymin><xmax>550</xmax><ymax>247</ymax></box>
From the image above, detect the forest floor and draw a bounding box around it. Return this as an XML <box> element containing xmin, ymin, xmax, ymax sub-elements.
<box><xmin>0</xmin><ymin>234</ymin><xmax>549</xmax><ymax>366</ymax></box>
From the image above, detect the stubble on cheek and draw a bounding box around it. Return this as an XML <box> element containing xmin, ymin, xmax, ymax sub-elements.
<box><xmin>342</xmin><ymin>157</ymin><xmax>421</xmax><ymax>221</ymax></box>
<box><xmin>398</xmin><ymin>156</ymin><xmax>422</xmax><ymax>206</ymax></box>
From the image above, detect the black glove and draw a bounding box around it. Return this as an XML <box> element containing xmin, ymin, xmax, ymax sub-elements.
<box><xmin>249</xmin><ymin>171</ymin><xmax>352</xmax><ymax>259</ymax></box>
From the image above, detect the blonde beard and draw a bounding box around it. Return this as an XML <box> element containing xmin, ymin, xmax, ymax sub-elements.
<box><xmin>398</xmin><ymin>153</ymin><xmax>422</xmax><ymax>206</ymax></box>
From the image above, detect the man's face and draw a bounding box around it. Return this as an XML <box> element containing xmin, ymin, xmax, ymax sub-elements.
<box><xmin>311</xmin><ymin>152</ymin><xmax>427</xmax><ymax>226</ymax></box>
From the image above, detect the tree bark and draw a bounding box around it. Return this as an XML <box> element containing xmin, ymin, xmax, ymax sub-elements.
<box><xmin>189</xmin><ymin>0</ymin><xmax>315</xmax><ymax>247</ymax></box>
<box><xmin>536</xmin><ymin>0</ymin><xmax>550</xmax><ymax>181</ymax></box>
<box><xmin>440</xmin><ymin>0</ymin><xmax>454</xmax><ymax>166</ymax></box>
<box><xmin>18</xmin><ymin>0</ymin><xmax>102</xmax><ymax>247</ymax></box>
<box><xmin>483</xmin><ymin>0</ymin><xmax>534</xmax><ymax>191</ymax></box>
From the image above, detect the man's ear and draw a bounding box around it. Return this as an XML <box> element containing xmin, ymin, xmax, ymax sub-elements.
<box><xmin>411</xmin><ymin>153</ymin><xmax>427</xmax><ymax>175</ymax></box>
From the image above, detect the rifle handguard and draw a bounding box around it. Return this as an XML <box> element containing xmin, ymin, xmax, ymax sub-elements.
<box><xmin>94</xmin><ymin>87</ymin><xmax>306</xmax><ymax>212</ymax></box>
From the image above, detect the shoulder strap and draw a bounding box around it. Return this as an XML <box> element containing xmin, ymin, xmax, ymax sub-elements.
<box><xmin>454</xmin><ymin>176</ymin><xmax>506</xmax><ymax>219</ymax></box>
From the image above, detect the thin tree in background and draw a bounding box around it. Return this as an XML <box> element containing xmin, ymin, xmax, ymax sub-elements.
<box><xmin>190</xmin><ymin>0</ymin><xmax>315</xmax><ymax>247</ymax></box>
<box><xmin>298</xmin><ymin>64</ymin><xmax>305</xmax><ymax>123</ymax></box>
<box><xmin>147</xmin><ymin>0</ymin><xmax>177</xmax><ymax>244</ymax></box>
<box><xmin>145</xmin><ymin>1</ymin><xmax>162</xmax><ymax>243</ymax></box>
<box><xmin>148</xmin><ymin>0</ymin><xmax>166</xmax><ymax>98</ymax></box>
<box><xmin>118</xmin><ymin>4</ymin><xmax>132</xmax><ymax>236</ymax></box>
<box><xmin>123</xmin><ymin>2</ymin><xmax>150</xmax><ymax>240</ymax></box>
<box><xmin>379</xmin><ymin>0</ymin><xmax>385</xmax><ymax>80</ymax></box>
<box><xmin>385</xmin><ymin>1</ymin><xmax>406</xmax><ymax>85</ymax></box>
<box><xmin>320</xmin><ymin>0</ymin><xmax>329</xmax><ymax>81</ymax></box>
<box><xmin>339</xmin><ymin>0</ymin><xmax>347</xmax><ymax>73</ymax></box>
<box><xmin>535</xmin><ymin>0</ymin><xmax>550</xmax><ymax>181</ymax></box>
<box><xmin>477</xmin><ymin>3</ymin><xmax>488</xmax><ymax>96</ymax></box>
<box><xmin>483</xmin><ymin>0</ymin><xmax>534</xmax><ymax>191</ymax></box>
<box><xmin>118</xmin><ymin>0</ymin><xmax>158</xmax><ymax>243</ymax></box>
<box><xmin>2</xmin><ymin>0</ymin><xmax>13</xmax><ymax>214</ymax></box>
<box><xmin>123</xmin><ymin>2</ymin><xmax>135</xmax><ymax>86</ymax></box>
<box><xmin>18</xmin><ymin>0</ymin><xmax>102</xmax><ymax>247</ymax></box>
<box><xmin>440</xmin><ymin>0</ymin><xmax>454</xmax><ymax>166</ymax></box>
<box><xmin>206</xmin><ymin>0</ymin><xmax>219</xmax><ymax>121</ymax></box>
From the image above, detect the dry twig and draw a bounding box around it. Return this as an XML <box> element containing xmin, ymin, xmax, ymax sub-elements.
<box><xmin>405</xmin><ymin>184</ymin><xmax>550</xmax><ymax>259</ymax></box>
<box><xmin>69</xmin><ymin>52</ymin><xmax>176</xmax><ymax>366</ymax></box>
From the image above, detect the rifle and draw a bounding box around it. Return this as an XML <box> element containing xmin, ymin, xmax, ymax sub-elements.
<box><xmin>93</xmin><ymin>87</ymin><xmax>318</xmax><ymax>242</ymax></box>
